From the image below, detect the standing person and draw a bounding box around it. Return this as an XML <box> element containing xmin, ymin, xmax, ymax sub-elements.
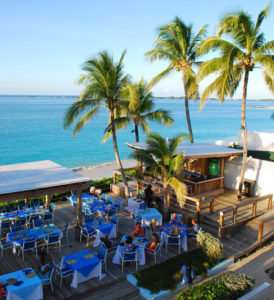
<box><xmin>181</xmin><ymin>261</ymin><xmax>195</xmax><ymax>285</ymax></box>
<box><xmin>144</xmin><ymin>184</ymin><xmax>154</xmax><ymax>208</ymax></box>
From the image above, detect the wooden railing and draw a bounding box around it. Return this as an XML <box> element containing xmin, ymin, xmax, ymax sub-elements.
<box><xmin>218</xmin><ymin>194</ymin><xmax>273</xmax><ymax>238</ymax></box>
<box><xmin>234</xmin><ymin>213</ymin><xmax>274</xmax><ymax>259</ymax></box>
<box><xmin>184</xmin><ymin>177</ymin><xmax>223</xmax><ymax>195</ymax></box>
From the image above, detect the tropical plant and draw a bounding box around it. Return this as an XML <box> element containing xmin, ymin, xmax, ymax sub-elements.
<box><xmin>146</xmin><ymin>17</ymin><xmax>207</xmax><ymax>143</ymax></box>
<box><xmin>198</xmin><ymin>4</ymin><xmax>274</xmax><ymax>197</ymax></box>
<box><xmin>129</xmin><ymin>133</ymin><xmax>187</xmax><ymax>214</ymax></box>
<box><xmin>102</xmin><ymin>78</ymin><xmax>174</xmax><ymax>143</ymax></box>
<box><xmin>63</xmin><ymin>50</ymin><xmax>130</xmax><ymax>197</ymax></box>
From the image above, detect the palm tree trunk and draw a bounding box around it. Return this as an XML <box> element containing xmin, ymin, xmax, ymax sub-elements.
<box><xmin>110</xmin><ymin>109</ymin><xmax>129</xmax><ymax>198</ymax></box>
<box><xmin>182</xmin><ymin>73</ymin><xmax>194</xmax><ymax>143</ymax></box>
<box><xmin>134</xmin><ymin>123</ymin><xmax>139</xmax><ymax>142</ymax></box>
<box><xmin>134</xmin><ymin>122</ymin><xmax>143</xmax><ymax>173</ymax></box>
<box><xmin>238</xmin><ymin>69</ymin><xmax>249</xmax><ymax>198</ymax></box>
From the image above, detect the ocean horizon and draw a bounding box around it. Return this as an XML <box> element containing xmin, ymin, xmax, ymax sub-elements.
<box><xmin>0</xmin><ymin>95</ymin><xmax>273</xmax><ymax>168</ymax></box>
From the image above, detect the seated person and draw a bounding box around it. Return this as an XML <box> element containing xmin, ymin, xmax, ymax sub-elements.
<box><xmin>150</xmin><ymin>218</ymin><xmax>161</xmax><ymax>233</ymax></box>
<box><xmin>131</xmin><ymin>222</ymin><xmax>145</xmax><ymax>237</ymax></box>
<box><xmin>146</xmin><ymin>233</ymin><xmax>159</xmax><ymax>254</ymax></box>
<box><xmin>101</xmin><ymin>233</ymin><xmax>113</xmax><ymax>249</ymax></box>
<box><xmin>181</xmin><ymin>261</ymin><xmax>195</xmax><ymax>284</ymax></box>
<box><xmin>170</xmin><ymin>213</ymin><xmax>183</xmax><ymax>225</ymax></box>
<box><xmin>124</xmin><ymin>236</ymin><xmax>136</xmax><ymax>251</ymax></box>
<box><xmin>38</xmin><ymin>253</ymin><xmax>51</xmax><ymax>280</ymax></box>
<box><xmin>89</xmin><ymin>186</ymin><xmax>96</xmax><ymax>195</ymax></box>
<box><xmin>187</xmin><ymin>219</ymin><xmax>200</xmax><ymax>237</ymax></box>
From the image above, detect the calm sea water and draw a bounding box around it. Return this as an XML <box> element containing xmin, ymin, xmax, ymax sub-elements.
<box><xmin>0</xmin><ymin>95</ymin><xmax>273</xmax><ymax>168</ymax></box>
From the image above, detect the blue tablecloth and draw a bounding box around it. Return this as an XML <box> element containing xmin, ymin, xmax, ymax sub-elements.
<box><xmin>0</xmin><ymin>208</ymin><xmax>48</xmax><ymax>222</ymax></box>
<box><xmin>137</xmin><ymin>208</ymin><xmax>162</xmax><ymax>226</ymax></box>
<box><xmin>7</xmin><ymin>224</ymin><xmax>62</xmax><ymax>246</ymax></box>
<box><xmin>0</xmin><ymin>268</ymin><xmax>42</xmax><ymax>300</ymax></box>
<box><xmin>84</xmin><ymin>201</ymin><xmax>115</xmax><ymax>214</ymax></box>
<box><xmin>161</xmin><ymin>223</ymin><xmax>187</xmax><ymax>236</ymax></box>
<box><xmin>68</xmin><ymin>193</ymin><xmax>96</xmax><ymax>204</ymax></box>
<box><xmin>85</xmin><ymin>218</ymin><xmax>114</xmax><ymax>235</ymax></box>
<box><xmin>63</xmin><ymin>250</ymin><xmax>100</xmax><ymax>278</ymax></box>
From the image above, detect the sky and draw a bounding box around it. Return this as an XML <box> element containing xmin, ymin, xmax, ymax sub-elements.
<box><xmin>0</xmin><ymin>0</ymin><xmax>273</xmax><ymax>99</ymax></box>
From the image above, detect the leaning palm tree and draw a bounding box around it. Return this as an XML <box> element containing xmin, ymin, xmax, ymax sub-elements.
<box><xmin>64</xmin><ymin>50</ymin><xmax>130</xmax><ymax>197</ymax></box>
<box><xmin>146</xmin><ymin>17</ymin><xmax>207</xmax><ymax>143</ymax></box>
<box><xmin>198</xmin><ymin>3</ymin><xmax>274</xmax><ymax>198</ymax></box>
<box><xmin>102</xmin><ymin>78</ymin><xmax>174</xmax><ymax>143</ymax></box>
<box><xmin>129</xmin><ymin>133</ymin><xmax>187</xmax><ymax>216</ymax></box>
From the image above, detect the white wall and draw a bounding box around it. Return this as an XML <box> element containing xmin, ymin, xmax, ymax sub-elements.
<box><xmin>238</xmin><ymin>131</ymin><xmax>274</xmax><ymax>151</ymax></box>
<box><xmin>224</xmin><ymin>156</ymin><xmax>274</xmax><ymax>197</ymax></box>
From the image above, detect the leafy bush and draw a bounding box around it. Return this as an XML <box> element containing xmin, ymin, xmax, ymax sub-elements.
<box><xmin>197</xmin><ymin>230</ymin><xmax>223</xmax><ymax>264</ymax></box>
<box><xmin>134</xmin><ymin>248</ymin><xmax>212</xmax><ymax>293</ymax></box>
<box><xmin>176</xmin><ymin>272</ymin><xmax>254</xmax><ymax>300</ymax></box>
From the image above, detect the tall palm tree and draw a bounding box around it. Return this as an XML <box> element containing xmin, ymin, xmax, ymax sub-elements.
<box><xmin>129</xmin><ymin>133</ymin><xmax>187</xmax><ymax>216</ymax></box>
<box><xmin>102</xmin><ymin>78</ymin><xmax>174</xmax><ymax>143</ymax></box>
<box><xmin>146</xmin><ymin>17</ymin><xmax>207</xmax><ymax>143</ymax></box>
<box><xmin>198</xmin><ymin>4</ymin><xmax>274</xmax><ymax>198</ymax></box>
<box><xmin>64</xmin><ymin>50</ymin><xmax>130</xmax><ymax>197</ymax></box>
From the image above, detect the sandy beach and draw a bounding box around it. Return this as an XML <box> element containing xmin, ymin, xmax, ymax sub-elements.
<box><xmin>72</xmin><ymin>160</ymin><xmax>137</xmax><ymax>180</ymax></box>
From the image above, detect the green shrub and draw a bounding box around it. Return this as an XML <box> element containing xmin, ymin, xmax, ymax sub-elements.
<box><xmin>197</xmin><ymin>230</ymin><xmax>223</xmax><ymax>264</ymax></box>
<box><xmin>176</xmin><ymin>272</ymin><xmax>254</xmax><ymax>300</ymax></box>
<box><xmin>134</xmin><ymin>248</ymin><xmax>211</xmax><ymax>293</ymax></box>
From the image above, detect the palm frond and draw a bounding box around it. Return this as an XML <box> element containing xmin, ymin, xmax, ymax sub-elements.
<box><xmin>72</xmin><ymin>106</ymin><xmax>99</xmax><ymax>136</ymax></box>
<box><xmin>167</xmin><ymin>177</ymin><xmax>187</xmax><ymax>207</ymax></box>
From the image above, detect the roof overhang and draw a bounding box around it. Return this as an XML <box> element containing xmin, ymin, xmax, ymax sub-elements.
<box><xmin>0</xmin><ymin>160</ymin><xmax>91</xmax><ymax>202</ymax></box>
<box><xmin>126</xmin><ymin>142</ymin><xmax>243</xmax><ymax>159</ymax></box>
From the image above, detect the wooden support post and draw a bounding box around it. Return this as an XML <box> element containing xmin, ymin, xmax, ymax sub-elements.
<box><xmin>220</xmin><ymin>158</ymin><xmax>225</xmax><ymax>188</ymax></box>
<box><xmin>196</xmin><ymin>200</ymin><xmax>201</xmax><ymax>225</ymax></box>
<box><xmin>209</xmin><ymin>198</ymin><xmax>214</xmax><ymax>213</ymax></box>
<box><xmin>136</xmin><ymin>181</ymin><xmax>140</xmax><ymax>196</ymax></box>
<box><xmin>218</xmin><ymin>212</ymin><xmax>224</xmax><ymax>238</ymax></box>
<box><xmin>252</xmin><ymin>201</ymin><xmax>257</xmax><ymax>217</ymax></box>
<box><xmin>25</xmin><ymin>198</ymin><xmax>28</xmax><ymax>205</ymax></box>
<box><xmin>75</xmin><ymin>189</ymin><xmax>82</xmax><ymax>241</ymax></box>
<box><xmin>167</xmin><ymin>190</ymin><xmax>171</xmax><ymax>208</ymax></box>
<box><xmin>233</xmin><ymin>207</ymin><xmax>237</xmax><ymax>224</ymax></box>
<box><xmin>268</xmin><ymin>195</ymin><xmax>272</xmax><ymax>210</ymax></box>
<box><xmin>45</xmin><ymin>195</ymin><xmax>50</xmax><ymax>209</ymax></box>
<box><xmin>257</xmin><ymin>220</ymin><xmax>264</xmax><ymax>243</ymax></box>
<box><xmin>113</xmin><ymin>172</ymin><xmax>117</xmax><ymax>184</ymax></box>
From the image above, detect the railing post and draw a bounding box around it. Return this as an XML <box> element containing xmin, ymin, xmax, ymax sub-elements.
<box><xmin>252</xmin><ymin>201</ymin><xmax>257</xmax><ymax>217</ymax></box>
<box><xmin>136</xmin><ymin>181</ymin><xmax>140</xmax><ymax>195</ymax></box>
<box><xmin>45</xmin><ymin>194</ymin><xmax>50</xmax><ymax>209</ymax></box>
<box><xmin>196</xmin><ymin>200</ymin><xmax>201</xmax><ymax>224</ymax></box>
<box><xmin>113</xmin><ymin>172</ymin><xmax>117</xmax><ymax>184</ymax></box>
<box><xmin>218</xmin><ymin>212</ymin><xmax>224</xmax><ymax>238</ymax></box>
<box><xmin>233</xmin><ymin>207</ymin><xmax>237</xmax><ymax>223</ymax></box>
<box><xmin>209</xmin><ymin>198</ymin><xmax>214</xmax><ymax>213</ymax></box>
<box><xmin>25</xmin><ymin>198</ymin><xmax>28</xmax><ymax>205</ymax></box>
<box><xmin>257</xmin><ymin>220</ymin><xmax>264</xmax><ymax>243</ymax></box>
<box><xmin>268</xmin><ymin>195</ymin><xmax>272</xmax><ymax>210</ymax></box>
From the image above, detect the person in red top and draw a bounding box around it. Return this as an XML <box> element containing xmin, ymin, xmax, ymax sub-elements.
<box><xmin>131</xmin><ymin>222</ymin><xmax>145</xmax><ymax>237</ymax></box>
<box><xmin>146</xmin><ymin>233</ymin><xmax>159</xmax><ymax>254</ymax></box>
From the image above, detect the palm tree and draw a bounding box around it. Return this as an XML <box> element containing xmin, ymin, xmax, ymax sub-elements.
<box><xmin>146</xmin><ymin>17</ymin><xmax>207</xmax><ymax>143</ymax></box>
<box><xmin>102</xmin><ymin>78</ymin><xmax>174</xmax><ymax>143</ymax></box>
<box><xmin>129</xmin><ymin>133</ymin><xmax>187</xmax><ymax>216</ymax></box>
<box><xmin>198</xmin><ymin>4</ymin><xmax>274</xmax><ymax>198</ymax></box>
<box><xmin>64</xmin><ymin>50</ymin><xmax>130</xmax><ymax>198</ymax></box>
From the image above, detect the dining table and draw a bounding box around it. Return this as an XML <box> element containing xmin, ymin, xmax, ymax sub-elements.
<box><xmin>0</xmin><ymin>207</ymin><xmax>48</xmax><ymax>223</ymax></box>
<box><xmin>85</xmin><ymin>218</ymin><xmax>116</xmax><ymax>247</ymax></box>
<box><xmin>61</xmin><ymin>250</ymin><xmax>102</xmax><ymax>288</ymax></box>
<box><xmin>136</xmin><ymin>208</ymin><xmax>163</xmax><ymax>227</ymax></box>
<box><xmin>160</xmin><ymin>223</ymin><xmax>188</xmax><ymax>251</ymax></box>
<box><xmin>126</xmin><ymin>197</ymin><xmax>145</xmax><ymax>214</ymax></box>
<box><xmin>83</xmin><ymin>200</ymin><xmax>116</xmax><ymax>215</ymax></box>
<box><xmin>0</xmin><ymin>268</ymin><xmax>43</xmax><ymax>300</ymax></box>
<box><xmin>112</xmin><ymin>235</ymin><xmax>148</xmax><ymax>265</ymax></box>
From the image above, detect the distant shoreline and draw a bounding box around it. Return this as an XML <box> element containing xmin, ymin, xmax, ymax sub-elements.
<box><xmin>247</xmin><ymin>105</ymin><xmax>274</xmax><ymax>108</ymax></box>
<box><xmin>0</xmin><ymin>94</ymin><xmax>274</xmax><ymax>101</ymax></box>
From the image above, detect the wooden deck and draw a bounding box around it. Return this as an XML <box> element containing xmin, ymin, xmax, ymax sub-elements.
<box><xmin>0</xmin><ymin>194</ymin><xmax>198</xmax><ymax>300</ymax></box>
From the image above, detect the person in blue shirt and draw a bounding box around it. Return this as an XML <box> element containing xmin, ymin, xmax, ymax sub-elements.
<box><xmin>181</xmin><ymin>261</ymin><xmax>195</xmax><ymax>284</ymax></box>
<box><xmin>38</xmin><ymin>253</ymin><xmax>51</xmax><ymax>280</ymax></box>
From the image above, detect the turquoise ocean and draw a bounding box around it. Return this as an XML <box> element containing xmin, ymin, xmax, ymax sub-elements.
<box><xmin>0</xmin><ymin>95</ymin><xmax>273</xmax><ymax>168</ymax></box>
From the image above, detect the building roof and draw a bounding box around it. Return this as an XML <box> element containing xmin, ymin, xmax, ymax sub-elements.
<box><xmin>126</xmin><ymin>142</ymin><xmax>243</xmax><ymax>159</ymax></box>
<box><xmin>0</xmin><ymin>160</ymin><xmax>91</xmax><ymax>201</ymax></box>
